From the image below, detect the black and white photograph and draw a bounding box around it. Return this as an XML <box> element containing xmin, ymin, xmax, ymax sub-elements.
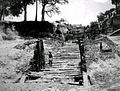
<box><xmin>0</xmin><ymin>0</ymin><xmax>120</xmax><ymax>91</ymax></box>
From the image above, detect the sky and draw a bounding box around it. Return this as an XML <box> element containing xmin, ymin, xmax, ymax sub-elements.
<box><xmin>6</xmin><ymin>0</ymin><xmax>114</xmax><ymax>25</ymax></box>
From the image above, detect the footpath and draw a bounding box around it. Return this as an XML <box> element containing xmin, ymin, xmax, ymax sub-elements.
<box><xmin>26</xmin><ymin>42</ymin><xmax>91</xmax><ymax>90</ymax></box>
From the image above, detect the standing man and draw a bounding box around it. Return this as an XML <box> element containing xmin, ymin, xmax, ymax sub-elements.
<box><xmin>49</xmin><ymin>51</ymin><xmax>53</xmax><ymax>67</ymax></box>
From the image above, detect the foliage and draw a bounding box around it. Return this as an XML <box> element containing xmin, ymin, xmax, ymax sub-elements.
<box><xmin>96</xmin><ymin>8</ymin><xmax>116</xmax><ymax>34</ymax></box>
<box><xmin>9</xmin><ymin>0</ymin><xmax>35</xmax><ymax>21</ymax></box>
<box><xmin>93</xmin><ymin>71</ymin><xmax>111</xmax><ymax>84</ymax></box>
<box><xmin>39</xmin><ymin>0</ymin><xmax>69</xmax><ymax>21</ymax></box>
<box><xmin>0</xmin><ymin>0</ymin><xmax>11</xmax><ymax>20</ymax></box>
<box><xmin>0</xmin><ymin>22</ymin><xmax>18</xmax><ymax>40</ymax></box>
<box><xmin>12</xmin><ymin>21</ymin><xmax>54</xmax><ymax>38</ymax></box>
<box><xmin>0</xmin><ymin>0</ymin><xmax>35</xmax><ymax>21</ymax></box>
<box><xmin>97</xmin><ymin>13</ymin><xmax>105</xmax><ymax>23</ymax></box>
<box><xmin>89</xmin><ymin>21</ymin><xmax>99</xmax><ymax>39</ymax></box>
<box><xmin>0</xmin><ymin>0</ymin><xmax>68</xmax><ymax>21</ymax></box>
<box><xmin>99</xmin><ymin>52</ymin><xmax>115</xmax><ymax>61</ymax></box>
<box><xmin>9</xmin><ymin>0</ymin><xmax>23</xmax><ymax>17</ymax></box>
<box><xmin>111</xmin><ymin>0</ymin><xmax>120</xmax><ymax>14</ymax></box>
<box><xmin>111</xmin><ymin>0</ymin><xmax>120</xmax><ymax>5</ymax></box>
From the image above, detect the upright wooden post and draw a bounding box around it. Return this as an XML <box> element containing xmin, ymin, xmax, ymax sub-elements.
<box><xmin>100</xmin><ymin>42</ymin><xmax>102</xmax><ymax>51</ymax></box>
<box><xmin>78</xmin><ymin>39</ymin><xmax>83</xmax><ymax>62</ymax></box>
<box><xmin>74</xmin><ymin>37</ymin><xmax>93</xmax><ymax>86</ymax></box>
<box><xmin>36</xmin><ymin>40</ymin><xmax>41</xmax><ymax>71</ymax></box>
<box><xmin>37</xmin><ymin>39</ymin><xmax>45</xmax><ymax>71</ymax></box>
<box><xmin>31</xmin><ymin>39</ymin><xmax>45</xmax><ymax>72</ymax></box>
<box><xmin>73</xmin><ymin>38</ymin><xmax>87</xmax><ymax>85</ymax></box>
<box><xmin>78</xmin><ymin>38</ymin><xmax>86</xmax><ymax>73</ymax></box>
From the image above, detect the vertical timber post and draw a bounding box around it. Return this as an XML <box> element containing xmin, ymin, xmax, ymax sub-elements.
<box><xmin>35</xmin><ymin>39</ymin><xmax>45</xmax><ymax>71</ymax></box>
<box><xmin>77</xmin><ymin>38</ymin><xmax>84</xmax><ymax>85</ymax></box>
<box><xmin>100</xmin><ymin>42</ymin><xmax>102</xmax><ymax>52</ymax></box>
<box><xmin>73</xmin><ymin>37</ymin><xmax>89</xmax><ymax>85</ymax></box>
<box><xmin>78</xmin><ymin>38</ymin><xmax>86</xmax><ymax>73</ymax></box>
<box><xmin>78</xmin><ymin>38</ymin><xmax>93</xmax><ymax>86</ymax></box>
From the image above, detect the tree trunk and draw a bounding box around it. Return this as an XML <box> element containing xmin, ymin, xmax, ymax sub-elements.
<box><xmin>0</xmin><ymin>13</ymin><xmax>2</xmax><ymax>21</ymax></box>
<box><xmin>2</xmin><ymin>9</ymin><xmax>4</xmax><ymax>21</ymax></box>
<box><xmin>35</xmin><ymin>0</ymin><xmax>38</xmax><ymax>21</ymax></box>
<box><xmin>24</xmin><ymin>5</ymin><xmax>27</xmax><ymax>21</ymax></box>
<box><xmin>0</xmin><ymin>7</ymin><xmax>4</xmax><ymax>21</ymax></box>
<box><xmin>41</xmin><ymin>4</ymin><xmax>46</xmax><ymax>21</ymax></box>
<box><xmin>115</xmin><ymin>2</ymin><xmax>118</xmax><ymax>14</ymax></box>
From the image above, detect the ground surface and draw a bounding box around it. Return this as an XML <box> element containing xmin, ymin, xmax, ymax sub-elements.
<box><xmin>0</xmin><ymin>38</ymin><xmax>120</xmax><ymax>91</ymax></box>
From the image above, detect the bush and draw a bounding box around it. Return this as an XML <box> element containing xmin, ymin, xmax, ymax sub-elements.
<box><xmin>12</xmin><ymin>21</ymin><xmax>54</xmax><ymax>38</ymax></box>
<box><xmin>16</xmin><ymin>62</ymin><xmax>30</xmax><ymax>73</ymax></box>
<box><xmin>0</xmin><ymin>21</ymin><xmax>19</xmax><ymax>40</ymax></box>
<box><xmin>93</xmin><ymin>71</ymin><xmax>111</xmax><ymax>83</ymax></box>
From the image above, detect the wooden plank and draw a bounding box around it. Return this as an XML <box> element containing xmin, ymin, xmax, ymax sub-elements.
<box><xmin>20</xmin><ymin>75</ymin><xmax>27</xmax><ymax>83</ymax></box>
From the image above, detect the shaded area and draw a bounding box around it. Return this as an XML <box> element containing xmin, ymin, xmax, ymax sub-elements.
<box><xmin>11</xmin><ymin>21</ymin><xmax>54</xmax><ymax>38</ymax></box>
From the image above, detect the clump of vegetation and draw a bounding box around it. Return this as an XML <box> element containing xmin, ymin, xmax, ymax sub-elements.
<box><xmin>0</xmin><ymin>60</ymin><xmax>6</xmax><ymax>68</ymax></box>
<box><xmin>93</xmin><ymin>71</ymin><xmax>111</xmax><ymax>84</ymax></box>
<box><xmin>3</xmin><ymin>28</ymin><xmax>18</xmax><ymax>40</ymax></box>
<box><xmin>99</xmin><ymin>52</ymin><xmax>115</xmax><ymax>61</ymax></box>
<box><xmin>84</xmin><ymin>43</ymin><xmax>100</xmax><ymax>66</ymax></box>
<box><xmin>12</xmin><ymin>21</ymin><xmax>54</xmax><ymax>38</ymax></box>
<box><xmin>15</xmin><ymin>62</ymin><xmax>30</xmax><ymax>74</ymax></box>
<box><xmin>0</xmin><ymin>22</ymin><xmax>19</xmax><ymax>40</ymax></box>
<box><xmin>92</xmin><ymin>69</ymin><xmax>120</xmax><ymax>89</ymax></box>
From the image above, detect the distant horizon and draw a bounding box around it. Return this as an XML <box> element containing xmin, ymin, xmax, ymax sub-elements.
<box><xmin>5</xmin><ymin>0</ymin><xmax>114</xmax><ymax>26</ymax></box>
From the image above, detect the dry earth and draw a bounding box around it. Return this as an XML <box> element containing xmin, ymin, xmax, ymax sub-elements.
<box><xmin>0</xmin><ymin>39</ymin><xmax>89</xmax><ymax>91</ymax></box>
<box><xmin>0</xmin><ymin>38</ymin><xmax>120</xmax><ymax>91</ymax></box>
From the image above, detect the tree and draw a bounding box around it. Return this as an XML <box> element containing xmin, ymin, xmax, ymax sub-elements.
<box><xmin>0</xmin><ymin>0</ymin><xmax>10</xmax><ymax>21</ymax></box>
<box><xmin>97</xmin><ymin>8</ymin><xmax>116</xmax><ymax>34</ymax></box>
<box><xmin>97</xmin><ymin>13</ymin><xmax>105</xmax><ymax>31</ymax></box>
<box><xmin>9</xmin><ymin>0</ymin><xmax>34</xmax><ymax>21</ymax></box>
<box><xmin>90</xmin><ymin>21</ymin><xmax>99</xmax><ymax>39</ymax></box>
<box><xmin>111</xmin><ymin>0</ymin><xmax>120</xmax><ymax>14</ymax></box>
<box><xmin>105</xmin><ymin>8</ymin><xmax>115</xmax><ymax>18</ymax></box>
<box><xmin>35</xmin><ymin>0</ymin><xmax>38</xmax><ymax>21</ymax></box>
<box><xmin>97</xmin><ymin>13</ymin><xmax>105</xmax><ymax>23</ymax></box>
<box><xmin>22</xmin><ymin>0</ymin><xmax>34</xmax><ymax>21</ymax></box>
<box><xmin>9</xmin><ymin>0</ymin><xmax>23</xmax><ymax>17</ymax></box>
<box><xmin>39</xmin><ymin>0</ymin><xmax>68</xmax><ymax>21</ymax></box>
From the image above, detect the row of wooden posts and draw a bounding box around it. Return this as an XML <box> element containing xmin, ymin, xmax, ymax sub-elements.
<box><xmin>75</xmin><ymin>38</ymin><xmax>87</xmax><ymax>85</ymax></box>
<box><xmin>74</xmin><ymin>38</ymin><xmax>93</xmax><ymax>85</ymax></box>
<box><xmin>77</xmin><ymin>38</ymin><xmax>104</xmax><ymax>85</ymax></box>
<box><xmin>78</xmin><ymin>38</ymin><xmax>87</xmax><ymax>73</ymax></box>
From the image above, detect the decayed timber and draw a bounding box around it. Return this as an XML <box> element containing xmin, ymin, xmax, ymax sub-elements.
<box><xmin>20</xmin><ymin>74</ymin><xmax>27</xmax><ymax>83</ymax></box>
<box><xmin>30</xmin><ymin>39</ymin><xmax>45</xmax><ymax>71</ymax></box>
